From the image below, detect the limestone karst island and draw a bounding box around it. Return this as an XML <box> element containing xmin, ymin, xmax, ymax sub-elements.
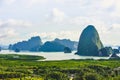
<box><xmin>0</xmin><ymin>0</ymin><xmax>120</xmax><ymax>80</ymax></box>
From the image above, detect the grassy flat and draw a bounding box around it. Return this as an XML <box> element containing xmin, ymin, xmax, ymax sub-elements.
<box><xmin>0</xmin><ymin>54</ymin><xmax>45</xmax><ymax>60</ymax></box>
<box><xmin>0</xmin><ymin>58</ymin><xmax>120</xmax><ymax>80</ymax></box>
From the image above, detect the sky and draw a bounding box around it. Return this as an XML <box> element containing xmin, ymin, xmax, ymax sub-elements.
<box><xmin>0</xmin><ymin>0</ymin><xmax>120</xmax><ymax>46</ymax></box>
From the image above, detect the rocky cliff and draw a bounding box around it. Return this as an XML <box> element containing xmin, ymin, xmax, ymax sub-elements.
<box><xmin>9</xmin><ymin>36</ymin><xmax>42</xmax><ymax>51</ymax></box>
<box><xmin>76</xmin><ymin>25</ymin><xmax>103</xmax><ymax>56</ymax></box>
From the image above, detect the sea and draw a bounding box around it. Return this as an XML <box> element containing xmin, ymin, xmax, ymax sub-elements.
<box><xmin>0</xmin><ymin>50</ymin><xmax>117</xmax><ymax>61</ymax></box>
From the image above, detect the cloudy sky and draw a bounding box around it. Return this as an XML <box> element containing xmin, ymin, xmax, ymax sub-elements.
<box><xmin>0</xmin><ymin>0</ymin><xmax>120</xmax><ymax>46</ymax></box>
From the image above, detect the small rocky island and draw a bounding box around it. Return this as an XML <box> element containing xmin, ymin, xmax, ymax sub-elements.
<box><xmin>64</xmin><ymin>47</ymin><xmax>72</xmax><ymax>53</ymax></box>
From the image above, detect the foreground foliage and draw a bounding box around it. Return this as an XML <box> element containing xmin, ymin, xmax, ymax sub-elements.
<box><xmin>0</xmin><ymin>54</ymin><xmax>45</xmax><ymax>60</ymax></box>
<box><xmin>0</xmin><ymin>56</ymin><xmax>120</xmax><ymax>80</ymax></box>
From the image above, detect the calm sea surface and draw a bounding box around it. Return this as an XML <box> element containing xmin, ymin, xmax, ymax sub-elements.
<box><xmin>0</xmin><ymin>50</ymin><xmax>115</xmax><ymax>61</ymax></box>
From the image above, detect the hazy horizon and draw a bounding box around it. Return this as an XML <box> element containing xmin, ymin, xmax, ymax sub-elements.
<box><xmin>0</xmin><ymin>0</ymin><xmax>120</xmax><ymax>46</ymax></box>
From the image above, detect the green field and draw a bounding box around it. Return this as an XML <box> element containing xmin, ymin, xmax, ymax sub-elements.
<box><xmin>0</xmin><ymin>54</ymin><xmax>45</xmax><ymax>60</ymax></box>
<box><xmin>0</xmin><ymin>54</ymin><xmax>120</xmax><ymax>80</ymax></box>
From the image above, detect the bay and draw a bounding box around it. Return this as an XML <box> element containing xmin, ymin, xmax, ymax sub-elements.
<box><xmin>0</xmin><ymin>50</ymin><xmax>111</xmax><ymax>61</ymax></box>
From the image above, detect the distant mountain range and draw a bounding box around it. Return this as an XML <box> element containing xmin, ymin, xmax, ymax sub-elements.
<box><xmin>53</xmin><ymin>38</ymin><xmax>78</xmax><ymax>50</ymax></box>
<box><xmin>8</xmin><ymin>37</ymin><xmax>78</xmax><ymax>52</ymax></box>
<box><xmin>9</xmin><ymin>36</ymin><xmax>43</xmax><ymax>51</ymax></box>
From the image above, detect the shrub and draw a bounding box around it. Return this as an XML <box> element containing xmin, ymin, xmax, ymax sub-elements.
<box><xmin>44</xmin><ymin>72</ymin><xmax>69</xmax><ymax>80</ymax></box>
<box><xmin>84</xmin><ymin>73</ymin><xmax>100</xmax><ymax>80</ymax></box>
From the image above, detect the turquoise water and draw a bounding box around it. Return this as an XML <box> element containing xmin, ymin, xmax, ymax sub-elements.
<box><xmin>0</xmin><ymin>50</ymin><xmax>112</xmax><ymax>61</ymax></box>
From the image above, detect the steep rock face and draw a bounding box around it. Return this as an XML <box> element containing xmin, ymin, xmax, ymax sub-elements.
<box><xmin>76</xmin><ymin>25</ymin><xmax>103</xmax><ymax>56</ymax></box>
<box><xmin>40</xmin><ymin>41</ymin><xmax>65</xmax><ymax>52</ymax></box>
<box><xmin>28</xmin><ymin>36</ymin><xmax>43</xmax><ymax>51</ymax></box>
<box><xmin>54</xmin><ymin>38</ymin><xmax>78</xmax><ymax>50</ymax></box>
<box><xmin>9</xmin><ymin>36</ymin><xmax>42</xmax><ymax>51</ymax></box>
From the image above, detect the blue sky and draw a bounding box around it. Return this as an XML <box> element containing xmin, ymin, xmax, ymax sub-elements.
<box><xmin>0</xmin><ymin>0</ymin><xmax>120</xmax><ymax>46</ymax></box>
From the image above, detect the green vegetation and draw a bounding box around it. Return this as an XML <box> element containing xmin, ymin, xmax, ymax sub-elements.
<box><xmin>0</xmin><ymin>55</ymin><xmax>120</xmax><ymax>80</ymax></box>
<box><xmin>0</xmin><ymin>54</ymin><xmax>45</xmax><ymax>60</ymax></box>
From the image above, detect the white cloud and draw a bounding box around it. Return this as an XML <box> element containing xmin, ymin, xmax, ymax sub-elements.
<box><xmin>29</xmin><ymin>31</ymin><xmax>80</xmax><ymax>42</ymax></box>
<box><xmin>0</xmin><ymin>0</ymin><xmax>16</xmax><ymax>5</ymax></box>
<box><xmin>5</xmin><ymin>0</ymin><xmax>16</xmax><ymax>4</ymax></box>
<box><xmin>4</xmin><ymin>28</ymin><xmax>17</xmax><ymax>37</ymax></box>
<box><xmin>0</xmin><ymin>0</ymin><xmax>120</xmax><ymax>45</ymax></box>
<box><xmin>22</xmin><ymin>0</ymin><xmax>48</xmax><ymax>8</ymax></box>
<box><xmin>0</xmin><ymin>28</ymin><xmax>17</xmax><ymax>41</ymax></box>
<box><xmin>111</xmin><ymin>23</ymin><xmax>120</xmax><ymax>32</ymax></box>
<box><xmin>46</xmin><ymin>8</ymin><xmax>66</xmax><ymax>23</ymax></box>
<box><xmin>0</xmin><ymin>19</ymin><xmax>33</xmax><ymax>44</ymax></box>
<box><xmin>101</xmin><ymin>0</ymin><xmax>114</xmax><ymax>8</ymax></box>
<box><xmin>52</xmin><ymin>8</ymin><xmax>66</xmax><ymax>22</ymax></box>
<box><xmin>112</xmin><ymin>23</ymin><xmax>120</xmax><ymax>28</ymax></box>
<box><xmin>0</xmin><ymin>0</ymin><xmax>48</xmax><ymax>8</ymax></box>
<box><xmin>0</xmin><ymin>19</ymin><xmax>33</xmax><ymax>28</ymax></box>
<box><xmin>101</xmin><ymin>0</ymin><xmax>120</xmax><ymax>17</ymax></box>
<box><xmin>69</xmin><ymin>16</ymin><xmax>110</xmax><ymax>33</ymax></box>
<box><xmin>28</xmin><ymin>0</ymin><xmax>47</xmax><ymax>4</ymax></box>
